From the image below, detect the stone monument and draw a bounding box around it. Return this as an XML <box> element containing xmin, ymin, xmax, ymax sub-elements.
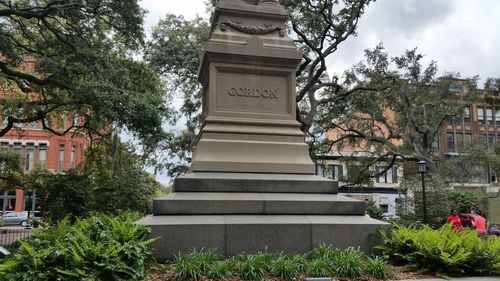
<box><xmin>138</xmin><ymin>0</ymin><xmax>389</xmax><ymax>260</ymax></box>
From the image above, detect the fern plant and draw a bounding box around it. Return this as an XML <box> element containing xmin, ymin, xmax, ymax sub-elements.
<box><xmin>377</xmin><ymin>223</ymin><xmax>500</xmax><ymax>276</ymax></box>
<box><xmin>0</xmin><ymin>212</ymin><xmax>157</xmax><ymax>281</ymax></box>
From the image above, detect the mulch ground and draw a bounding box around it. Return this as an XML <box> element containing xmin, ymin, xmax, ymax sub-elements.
<box><xmin>142</xmin><ymin>265</ymin><xmax>436</xmax><ymax>281</ymax></box>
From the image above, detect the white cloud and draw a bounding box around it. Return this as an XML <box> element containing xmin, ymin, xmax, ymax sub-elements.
<box><xmin>140</xmin><ymin>0</ymin><xmax>208</xmax><ymax>35</ymax></box>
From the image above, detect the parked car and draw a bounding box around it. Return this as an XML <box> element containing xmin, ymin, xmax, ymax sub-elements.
<box><xmin>1</xmin><ymin>211</ymin><xmax>41</xmax><ymax>227</ymax></box>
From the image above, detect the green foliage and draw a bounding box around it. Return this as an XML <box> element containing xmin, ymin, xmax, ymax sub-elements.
<box><xmin>169</xmin><ymin>247</ymin><xmax>393</xmax><ymax>280</ymax></box>
<box><xmin>0</xmin><ymin>213</ymin><xmax>157</xmax><ymax>281</ymax></box>
<box><xmin>145</xmin><ymin>14</ymin><xmax>209</xmax><ymax>177</ymax></box>
<box><xmin>335</xmin><ymin>248</ymin><xmax>365</xmax><ymax>278</ymax></box>
<box><xmin>306</xmin><ymin>257</ymin><xmax>334</xmax><ymax>277</ymax></box>
<box><xmin>38</xmin><ymin>170</ymin><xmax>94</xmax><ymax>222</ymax></box>
<box><xmin>377</xmin><ymin>224</ymin><xmax>500</xmax><ymax>275</ymax></box>
<box><xmin>0</xmin><ymin>150</ymin><xmax>23</xmax><ymax>190</ymax></box>
<box><xmin>307</xmin><ymin>245</ymin><xmax>337</xmax><ymax>277</ymax></box>
<box><xmin>207</xmin><ymin>259</ymin><xmax>235</xmax><ymax>279</ymax></box>
<box><xmin>238</xmin><ymin>252</ymin><xmax>274</xmax><ymax>280</ymax></box>
<box><xmin>37</xmin><ymin>140</ymin><xmax>160</xmax><ymax>222</ymax></box>
<box><xmin>367</xmin><ymin>256</ymin><xmax>391</xmax><ymax>280</ymax></box>
<box><xmin>397</xmin><ymin>175</ymin><xmax>452</xmax><ymax>228</ymax></box>
<box><xmin>449</xmin><ymin>191</ymin><xmax>483</xmax><ymax>214</ymax></box>
<box><xmin>0</xmin><ymin>1</ymin><xmax>171</xmax><ymax>150</ymax></box>
<box><xmin>84</xmin><ymin>140</ymin><xmax>160</xmax><ymax>215</ymax></box>
<box><xmin>366</xmin><ymin>201</ymin><xmax>385</xmax><ymax>220</ymax></box>
<box><xmin>271</xmin><ymin>254</ymin><xmax>306</xmax><ymax>280</ymax></box>
<box><xmin>173</xmin><ymin>249</ymin><xmax>218</xmax><ymax>281</ymax></box>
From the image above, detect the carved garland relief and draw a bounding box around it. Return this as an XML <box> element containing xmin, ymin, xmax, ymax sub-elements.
<box><xmin>220</xmin><ymin>20</ymin><xmax>285</xmax><ymax>37</ymax></box>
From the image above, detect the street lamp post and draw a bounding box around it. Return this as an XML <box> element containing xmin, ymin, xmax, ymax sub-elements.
<box><xmin>418</xmin><ymin>160</ymin><xmax>428</xmax><ymax>224</ymax></box>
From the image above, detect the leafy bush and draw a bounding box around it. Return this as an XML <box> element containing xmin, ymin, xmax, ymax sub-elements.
<box><xmin>307</xmin><ymin>244</ymin><xmax>338</xmax><ymax>277</ymax></box>
<box><xmin>207</xmin><ymin>259</ymin><xmax>235</xmax><ymax>279</ymax></box>
<box><xmin>172</xmin><ymin>249</ymin><xmax>218</xmax><ymax>281</ymax></box>
<box><xmin>449</xmin><ymin>191</ymin><xmax>484</xmax><ymax>214</ymax></box>
<box><xmin>0</xmin><ymin>213</ymin><xmax>157</xmax><ymax>281</ymax></box>
<box><xmin>169</xmin><ymin>247</ymin><xmax>393</xmax><ymax>280</ymax></box>
<box><xmin>335</xmin><ymin>248</ymin><xmax>365</xmax><ymax>278</ymax></box>
<box><xmin>271</xmin><ymin>254</ymin><xmax>306</xmax><ymax>280</ymax></box>
<box><xmin>237</xmin><ymin>252</ymin><xmax>274</xmax><ymax>280</ymax></box>
<box><xmin>366</xmin><ymin>201</ymin><xmax>385</xmax><ymax>220</ymax></box>
<box><xmin>306</xmin><ymin>257</ymin><xmax>334</xmax><ymax>277</ymax></box>
<box><xmin>367</xmin><ymin>256</ymin><xmax>391</xmax><ymax>280</ymax></box>
<box><xmin>377</xmin><ymin>224</ymin><xmax>500</xmax><ymax>275</ymax></box>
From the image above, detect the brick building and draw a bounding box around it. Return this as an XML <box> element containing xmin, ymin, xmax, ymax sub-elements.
<box><xmin>316</xmin><ymin>80</ymin><xmax>500</xmax><ymax>217</ymax></box>
<box><xmin>0</xmin><ymin>118</ymin><xmax>88</xmax><ymax>213</ymax></box>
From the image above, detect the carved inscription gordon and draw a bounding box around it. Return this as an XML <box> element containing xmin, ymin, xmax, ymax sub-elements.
<box><xmin>228</xmin><ymin>88</ymin><xmax>278</xmax><ymax>99</ymax></box>
<box><xmin>216</xmin><ymin>71</ymin><xmax>289</xmax><ymax>115</ymax></box>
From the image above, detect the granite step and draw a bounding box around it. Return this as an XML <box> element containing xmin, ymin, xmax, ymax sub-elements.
<box><xmin>173</xmin><ymin>173</ymin><xmax>338</xmax><ymax>193</ymax></box>
<box><xmin>137</xmin><ymin>214</ymin><xmax>390</xmax><ymax>260</ymax></box>
<box><xmin>153</xmin><ymin>192</ymin><xmax>365</xmax><ymax>215</ymax></box>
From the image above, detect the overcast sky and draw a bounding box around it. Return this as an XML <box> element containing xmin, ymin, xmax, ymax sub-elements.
<box><xmin>140</xmin><ymin>0</ymin><xmax>500</xmax><ymax>86</ymax></box>
<box><xmin>138</xmin><ymin>0</ymin><xmax>500</xmax><ymax>183</ymax></box>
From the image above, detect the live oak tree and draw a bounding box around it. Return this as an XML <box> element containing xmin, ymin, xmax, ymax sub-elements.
<box><xmin>37</xmin><ymin>137</ymin><xmax>162</xmax><ymax>221</ymax></box>
<box><xmin>146</xmin><ymin>0</ymin><xmax>377</xmax><ymax>177</ymax></box>
<box><xmin>316</xmin><ymin>44</ymin><xmax>477</xmax><ymax>184</ymax></box>
<box><xmin>0</xmin><ymin>0</ymin><xmax>172</xmax><ymax>149</ymax></box>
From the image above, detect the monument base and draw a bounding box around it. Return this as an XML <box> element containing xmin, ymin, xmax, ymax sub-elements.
<box><xmin>137</xmin><ymin>173</ymin><xmax>390</xmax><ymax>260</ymax></box>
<box><xmin>138</xmin><ymin>214</ymin><xmax>388</xmax><ymax>260</ymax></box>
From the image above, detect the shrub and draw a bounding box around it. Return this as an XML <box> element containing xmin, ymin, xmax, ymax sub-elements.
<box><xmin>367</xmin><ymin>256</ymin><xmax>391</xmax><ymax>280</ymax></box>
<box><xmin>207</xmin><ymin>259</ymin><xmax>235</xmax><ymax>279</ymax></box>
<box><xmin>237</xmin><ymin>252</ymin><xmax>274</xmax><ymax>280</ymax></box>
<box><xmin>271</xmin><ymin>254</ymin><xmax>306</xmax><ymax>280</ymax></box>
<box><xmin>0</xmin><ymin>213</ymin><xmax>156</xmax><ymax>281</ymax></box>
<box><xmin>377</xmin><ymin>224</ymin><xmax>500</xmax><ymax>275</ymax></box>
<box><xmin>335</xmin><ymin>248</ymin><xmax>365</xmax><ymax>278</ymax></box>
<box><xmin>172</xmin><ymin>249</ymin><xmax>218</xmax><ymax>280</ymax></box>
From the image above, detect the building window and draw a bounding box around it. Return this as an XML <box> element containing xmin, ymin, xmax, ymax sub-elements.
<box><xmin>39</xmin><ymin>145</ymin><xmax>47</xmax><ymax>167</ymax></box>
<box><xmin>13</xmin><ymin>143</ymin><xmax>22</xmax><ymax>156</ymax></box>
<box><xmin>0</xmin><ymin>142</ymin><xmax>9</xmax><ymax>151</ymax></box>
<box><xmin>331</xmin><ymin>165</ymin><xmax>343</xmax><ymax>181</ymax></box>
<box><xmin>491</xmin><ymin>171</ymin><xmax>497</xmax><ymax>183</ymax></box>
<box><xmin>477</xmin><ymin>107</ymin><xmax>485</xmax><ymax>124</ymax></box>
<box><xmin>496</xmin><ymin>110</ymin><xmax>500</xmax><ymax>125</ymax></box>
<box><xmin>316</xmin><ymin>164</ymin><xmax>343</xmax><ymax>181</ymax></box>
<box><xmin>464</xmin><ymin>133</ymin><xmax>472</xmax><ymax>145</ymax></box>
<box><xmin>70</xmin><ymin>145</ymin><xmax>76</xmax><ymax>169</ymax></box>
<box><xmin>376</xmin><ymin>166</ymin><xmax>397</xmax><ymax>184</ymax></box>
<box><xmin>26</xmin><ymin>146</ymin><xmax>34</xmax><ymax>171</ymax></box>
<box><xmin>463</xmin><ymin>107</ymin><xmax>471</xmax><ymax>123</ymax></box>
<box><xmin>58</xmin><ymin>144</ymin><xmax>65</xmax><ymax>173</ymax></box>
<box><xmin>446</xmin><ymin>133</ymin><xmax>455</xmax><ymax>152</ymax></box>
<box><xmin>456</xmin><ymin>133</ymin><xmax>463</xmax><ymax>151</ymax></box>
<box><xmin>488</xmin><ymin>135</ymin><xmax>496</xmax><ymax>151</ymax></box>
<box><xmin>486</xmin><ymin>108</ymin><xmax>494</xmax><ymax>125</ymax></box>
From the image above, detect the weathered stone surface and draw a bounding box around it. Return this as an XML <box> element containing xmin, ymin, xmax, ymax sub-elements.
<box><xmin>173</xmin><ymin>173</ymin><xmax>338</xmax><ymax>193</ymax></box>
<box><xmin>189</xmin><ymin>0</ymin><xmax>314</xmax><ymax>174</ymax></box>
<box><xmin>136</xmin><ymin>215</ymin><xmax>390</xmax><ymax>260</ymax></box>
<box><xmin>138</xmin><ymin>0</ymin><xmax>390</xmax><ymax>261</ymax></box>
<box><xmin>153</xmin><ymin>192</ymin><xmax>365</xmax><ymax>215</ymax></box>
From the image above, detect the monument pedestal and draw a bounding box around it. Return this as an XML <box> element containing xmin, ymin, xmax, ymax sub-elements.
<box><xmin>138</xmin><ymin>173</ymin><xmax>390</xmax><ymax>260</ymax></box>
<box><xmin>138</xmin><ymin>0</ymin><xmax>389</xmax><ymax>260</ymax></box>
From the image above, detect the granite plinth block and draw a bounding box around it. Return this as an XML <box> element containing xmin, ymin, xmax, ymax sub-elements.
<box><xmin>137</xmin><ymin>215</ymin><xmax>390</xmax><ymax>260</ymax></box>
<box><xmin>173</xmin><ymin>173</ymin><xmax>338</xmax><ymax>193</ymax></box>
<box><xmin>153</xmin><ymin>192</ymin><xmax>365</xmax><ymax>215</ymax></box>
